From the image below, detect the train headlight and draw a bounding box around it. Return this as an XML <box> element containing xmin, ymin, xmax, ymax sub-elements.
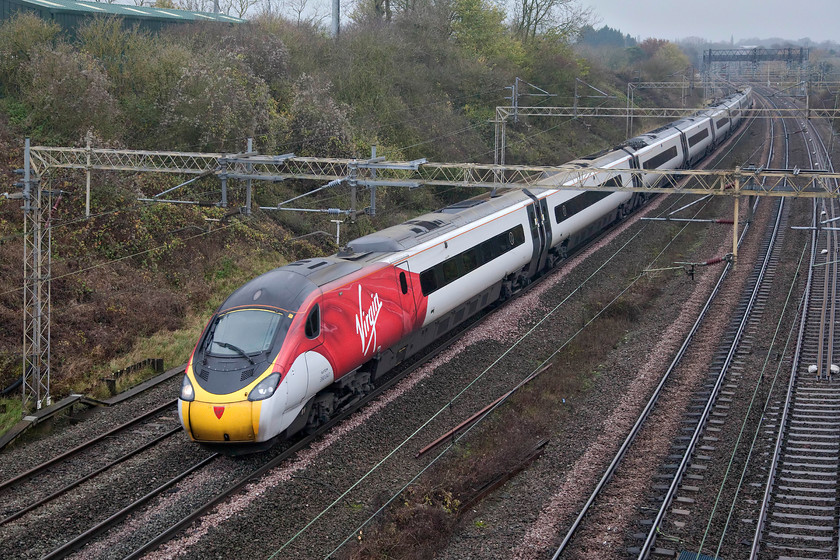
<box><xmin>180</xmin><ymin>375</ymin><xmax>195</xmax><ymax>402</ymax></box>
<box><xmin>248</xmin><ymin>372</ymin><xmax>281</xmax><ymax>401</ymax></box>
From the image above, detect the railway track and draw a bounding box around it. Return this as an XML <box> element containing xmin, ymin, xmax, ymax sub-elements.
<box><xmin>5</xmin><ymin>229</ymin><xmax>591</xmax><ymax>559</ymax></box>
<box><xmin>550</xmin><ymin>90</ymin><xmax>787</xmax><ymax>559</ymax></box>
<box><xmin>0</xmin><ymin>90</ymin><xmax>798</xmax><ymax>560</ymax></box>
<box><xmin>750</xmin><ymin>100</ymin><xmax>840</xmax><ymax>560</ymax></box>
<box><xmin>0</xmin><ymin>399</ymin><xmax>180</xmax><ymax>524</ymax></box>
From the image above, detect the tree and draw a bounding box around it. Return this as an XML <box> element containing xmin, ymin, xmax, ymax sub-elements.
<box><xmin>0</xmin><ymin>13</ymin><xmax>60</xmax><ymax>96</ymax></box>
<box><xmin>578</xmin><ymin>25</ymin><xmax>634</xmax><ymax>49</ymax></box>
<box><xmin>159</xmin><ymin>53</ymin><xmax>277</xmax><ymax>151</ymax></box>
<box><xmin>176</xmin><ymin>0</ymin><xmax>214</xmax><ymax>12</ymax></box>
<box><xmin>641</xmin><ymin>42</ymin><xmax>690</xmax><ymax>80</ymax></box>
<box><xmin>452</xmin><ymin>0</ymin><xmax>522</xmax><ymax>64</ymax></box>
<box><xmin>638</xmin><ymin>38</ymin><xmax>668</xmax><ymax>58</ymax></box>
<box><xmin>283</xmin><ymin>74</ymin><xmax>352</xmax><ymax>156</ymax></box>
<box><xmin>229</xmin><ymin>0</ymin><xmax>260</xmax><ymax>18</ymax></box>
<box><xmin>511</xmin><ymin>0</ymin><xmax>591</xmax><ymax>43</ymax></box>
<box><xmin>21</xmin><ymin>44</ymin><xmax>122</xmax><ymax>141</ymax></box>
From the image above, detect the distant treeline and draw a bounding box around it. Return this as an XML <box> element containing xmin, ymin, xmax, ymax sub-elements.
<box><xmin>0</xmin><ymin>0</ymin><xmax>697</xmax><ymax>164</ymax></box>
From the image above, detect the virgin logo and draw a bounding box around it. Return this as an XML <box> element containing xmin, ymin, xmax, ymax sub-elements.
<box><xmin>355</xmin><ymin>284</ymin><xmax>383</xmax><ymax>356</ymax></box>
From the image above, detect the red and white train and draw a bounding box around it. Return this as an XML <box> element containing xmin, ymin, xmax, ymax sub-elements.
<box><xmin>178</xmin><ymin>88</ymin><xmax>752</xmax><ymax>451</ymax></box>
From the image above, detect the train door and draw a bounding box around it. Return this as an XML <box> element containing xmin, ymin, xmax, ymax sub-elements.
<box><xmin>678</xmin><ymin>131</ymin><xmax>689</xmax><ymax>168</ymax></box>
<box><xmin>285</xmin><ymin>300</ymin><xmax>325</xmax><ymax>410</ymax></box>
<box><xmin>395</xmin><ymin>262</ymin><xmax>418</xmax><ymax>329</ymax></box>
<box><xmin>538</xmin><ymin>197</ymin><xmax>552</xmax><ymax>271</ymax></box>
<box><xmin>523</xmin><ymin>190</ymin><xmax>550</xmax><ymax>277</ymax></box>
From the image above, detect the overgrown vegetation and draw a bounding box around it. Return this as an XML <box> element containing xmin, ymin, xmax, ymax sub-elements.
<box><xmin>349</xmin><ymin>277</ymin><xmax>665</xmax><ymax>559</ymax></box>
<box><xmin>0</xmin><ymin>6</ymin><xmax>711</xmax><ymax>410</ymax></box>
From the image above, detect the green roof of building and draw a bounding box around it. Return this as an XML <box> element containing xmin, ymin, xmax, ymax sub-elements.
<box><xmin>15</xmin><ymin>0</ymin><xmax>244</xmax><ymax>23</ymax></box>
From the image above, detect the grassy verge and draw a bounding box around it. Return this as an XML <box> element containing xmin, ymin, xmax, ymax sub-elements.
<box><xmin>0</xmin><ymin>397</ymin><xmax>23</xmax><ymax>434</ymax></box>
<box><xmin>79</xmin><ymin>251</ymin><xmax>288</xmax><ymax>399</ymax></box>
<box><xmin>349</xmin><ymin>277</ymin><xmax>662</xmax><ymax>559</ymax></box>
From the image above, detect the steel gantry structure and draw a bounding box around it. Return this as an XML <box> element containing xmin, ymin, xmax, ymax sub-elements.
<box><xmin>492</xmin><ymin>105</ymin><xmax>840</xmax><ymax>166</ymax></box>
<box><xmin>13</xmin><ymin>140</ymin><xmax>840</xmax><ymax>409</ymax></box>
<box><xmin>703</xmin><ymin>47</ymin><xmax>811</xmax><ymax>87</ymax></box>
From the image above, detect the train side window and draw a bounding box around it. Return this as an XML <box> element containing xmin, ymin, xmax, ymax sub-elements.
<box><xmin>420</xmin><ymin>269</ymin><xmax>437</xmax><ymax>296</ymax></box>
<box><xmin>442</xmin><ymin>258</ymin><xmax>459</xmax><ymax>283</ymax></box>
<box><xmin>513</xmin><ymin>224</ymin><xmax>525</xmax><ymax>244</ymax></box>
<box><xmin>399</xmin><ymin>271</ymin><xmax>409</xmax><ymax>294</ymax></box>
<box><xmin>461</xmin><ymin>250</ymin><xmax>478</xmax><ymax>274</ymax></box>
<box><xmin>305</xmin><ymin>304</ymin><xmax>320</xmax><ymax>339</ymax></box>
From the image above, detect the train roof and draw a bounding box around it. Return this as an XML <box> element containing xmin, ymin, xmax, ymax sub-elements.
<box><xmin>564</xmin><ymin>147</ymin><xmax>631</xmax><ymax>169</ymax></box>
<box><xmin>340</xmin><ymin>190</ymin><xmax>532</xmax><ymax>256</ymax></box>
<box><xmin>624</xmin><ymin>123</ymin><xmax>681</xmax><ymax>149</ymax></box>
<box><xmin>219</xmin><ymin>258</ymin><xmax>363</xmax><ymax>312</ymax></box>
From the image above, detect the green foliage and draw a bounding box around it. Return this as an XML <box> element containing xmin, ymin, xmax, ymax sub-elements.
<box><xmin>578</xmin><ymin>25</ymin><xmax>635</xmax><ymax>49</ymax></box>
<box><xmin>219</xmin><ymin>22</ymin><xmax>290</xmax><ymax>95</ymax></box>
<box><xmin>642</xmin><ymin>42</ymin><xmax>691</xmax><ymax>80</ymax></box>
<box><xmin>281</xmin><ymin>74</ymin><xmax>352</xmax><ymax>156</ymax></box>
<box><xmin>452</xmin><ymin>0</ymin><xmax>523</xmax><ymax>65</ymax></box>
<box><xmin>522</xmin><ymin>37</ymin><xmax>580</xmax><ymax>95</ymax></box>
<box><xmin>77</xmin><ymin>17</ymin><xmax>145</xmax><ymax>86</ymax></box>
<box><xmin>0</xmin><ymin>397</ymin><xmax>23</xmax><ymax>436</ymax></box>
<box><xmin>75</xmin><ymin>18</ymin><xmax>193</xmax><ymax>146</ymax></box>
<box><xmin>0</xmin><ymin>13</ymin><xmax>60</xmax><ymax>96</ymax></box>
<box><xmin>20</xmin><ymin>43</ymin><xmax>122</xmax><ymax>141</ymax></box>
<box><xmin>159</xmin><ymin>52</ymin><xmax>278</xmax><ymax>151</ymax></box>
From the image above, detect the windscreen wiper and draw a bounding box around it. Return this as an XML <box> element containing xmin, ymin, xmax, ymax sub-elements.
<box><xmin>212</xmin><ymin>341</ymin><xmax>256</xmax><ymax>364</ymax></box>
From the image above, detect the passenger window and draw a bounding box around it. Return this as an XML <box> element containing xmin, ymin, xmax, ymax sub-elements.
<box><xmin>461</xmin><ymin>250</ymin><xmax>478</xmax><ymax>274</ymax></box>
<box><xmin>399</xmin><ymin>271</ymin><xmax>408</xmax><ymax>294</ymax></box>
<box><xmin>442</xmin><ymin>259</ymin><xmax>459</xmax><ymax>283</ymax></box>
<box><xmin>305</xmin><ymin>304</ymin><xmax>320</xmax><ymax>339</ymax></box>
<box><xmin>420</xmin><ymin>270</ymin><xmax>437</xmax><ymax>295</ymax></box>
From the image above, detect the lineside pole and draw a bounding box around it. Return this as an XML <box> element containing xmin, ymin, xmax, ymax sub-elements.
<box><xmin>369</xmin><ymin>145</ymin><xmax>377</xmax><ymax>217</ymax></box>
<box><xmin>245</xmin><ymin>138</ymin><xmax>253</xmax><ymax>216</ymax></box>
<box><xmin>21</xmin><ymin>137</ymin><xmax>51</xmax><ymax>411</ymax></box>
<box><xmin>85</xmin><ymin>132</ymin><xmax>91</xmax><ymax>218</ymax></box>
<box><xmin>733</xmin><ymin>170</ymin><xmax>740</xmax><ymax>268</ymax></box>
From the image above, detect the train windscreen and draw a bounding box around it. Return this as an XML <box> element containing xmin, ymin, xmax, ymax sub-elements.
<box><xmin>205</xmin><ymin>309</ymin><xmax>291</xmax><ymax>357</ymax></box>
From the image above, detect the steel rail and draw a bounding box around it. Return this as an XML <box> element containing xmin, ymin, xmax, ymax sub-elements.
<box><xmin>748</xmin><ymin>92</ymin><xmax>823</xmax><ymax>560</ymax></box>
<box><xmin>637</xmin><ymin>119</ymin><xmax>786</xmax><ymax>560</ymax></box>
<box><xmin>40</xmin><ymin>453</ymin><xmax>219</xmax><ymax>560</ymax></box>
<box><xmin>0</xmin><ymin>426</ymin><xmax>182</xmax><ymax>526</ymax></box>
<box><xmin>810</xmin><ymin>116</ymin><xmax>840</xmax><ymax>383</ymax></box>
<box><xmin>0</xmin><ymin>398</ymin><xmax>178</xmax><ymax>494</ymax></box>
<box><xmin>551</xmin><ymin>99</ymin><xmax>770</xmax><ymax>559</ymax></box>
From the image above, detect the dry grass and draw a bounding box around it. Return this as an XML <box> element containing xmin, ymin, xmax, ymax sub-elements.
<box><xmin>0</xmin><ymin>397</ymin><xmax>23</xmax><ymax>435</ymax></box>
<box><xmin>344</xmin><ymin>278</ymin><xmax>664</xmax><ymax>560</ymax></box>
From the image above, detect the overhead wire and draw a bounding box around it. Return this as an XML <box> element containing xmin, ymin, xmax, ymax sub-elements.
<box><xmin>268</xmin><ymin>190</ymin><xmax>717</xmax><ymax>557</ymax></box>
<box><xmin>696</xmin><ymin>242</ymin><xmax>808</xmax><ymax>558</ymax></box>
<box><xmin>0</xmin><ymin>220</ymin><xmax>240</xmax><ymax>298</ymax></box>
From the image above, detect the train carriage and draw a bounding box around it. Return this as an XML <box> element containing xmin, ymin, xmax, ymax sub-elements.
<box><xmin>673</xmin><ymin>117</ymin><xmax>715</xmax><ymax>166</ymax></box>
<box><xmin>179</xmin><ymin>88</ymin><xmax>752</xmax><ymax>451</ymax></box>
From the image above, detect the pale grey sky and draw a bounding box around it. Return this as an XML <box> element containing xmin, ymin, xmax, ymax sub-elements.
<box><xmin>587</xmin><ymin>0</ymin><xmax>839</xmax><ymax>43</ymax></box>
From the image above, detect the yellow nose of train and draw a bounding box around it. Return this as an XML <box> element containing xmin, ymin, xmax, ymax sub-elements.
<box><xmin>181</xmin><ymin>400</ymin><xmax>262</xmax><ymax>442</ymax></box>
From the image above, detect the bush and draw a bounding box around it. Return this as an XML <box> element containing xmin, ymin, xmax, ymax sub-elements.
<box><xmin>0</xmin><ymin>13</ymin><xmax>60</xmax><ymax>96</ymax></box>
<box><xmin>219</xmin><ymin>21</ymin><xmax>290</xmax><ymax>95</ymax></box>
<box><xmin>20</xmin><ymin>43</ymin><xmax>122</xmax><ymax>142</ymax></box>
<box><xmin>159</xmin><ymin>52</ymin><xmax>278</xmax><ymax>152</ymax></box>
<box><xmin>282</xmin><ymin>73</ymin><xmax>353</xmax><ymax>156</ymax></box>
